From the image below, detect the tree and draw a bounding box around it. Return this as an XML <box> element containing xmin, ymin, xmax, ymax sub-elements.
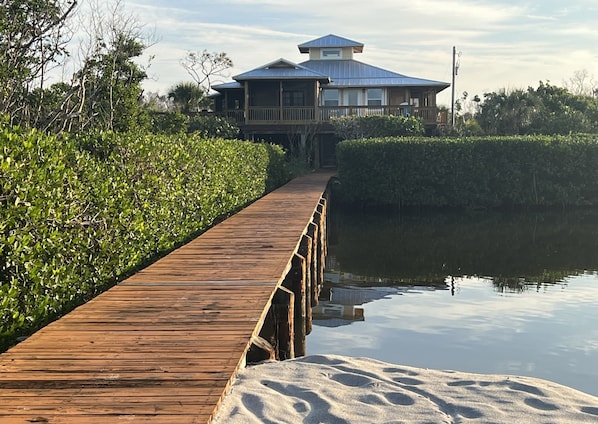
<box><xmin>142</xmin><ymin>91</ymin><xmax>174</xmax><ymax>112</ymax></box>
<box><xmin>563</xmin><ymin>69</ymin><xmax>597</xmax><ymax>97</ymax></box>
<box><xmin>450</xmin><ymin>92</ymin><xmax>483</xmax><ymax>136</ymax></box>
<box><xmin>532</xmin><ymin>81</ymin><xmax>598</xmax><ymax>134</ymax></box>
<box><xmin>476</xmin><ymin>82</ymin><xmax>598</xmax><ymax>135</ymax></box>
<box><xmin>0</xmin><ymin>0</ymin><xmax>77</xmax><ymax>126</ymax></box>
<box><xmin>168</xmin><ymin>82</ymin><xmax>206</xmax><ymax>113</ymax></box>
<box><xmin>47</xmin><ymin>0</ymin><xmax>152</xmax><ymax>132</ymax></box>
<box><xmin>479</xmin><ymin>88</ymin><xmax>543</xmax><ymax>135</ymax></box>
<box><xmin>180</xmin><ymin>50</ymin><xmax>233</xmax><ymax>93</ymax></box>
<box><xmin>0</xmin><ymin>0</ymin><xmax>153</xmax><ymax>133</ymax></box>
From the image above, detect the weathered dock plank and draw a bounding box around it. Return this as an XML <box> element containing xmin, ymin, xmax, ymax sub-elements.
<box><xmin>0</xmin><ymin>171</ymin><xmax>334</xmax><ymax>424</ymax></box>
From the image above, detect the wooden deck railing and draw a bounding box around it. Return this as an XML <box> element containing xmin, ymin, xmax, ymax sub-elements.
<box><xmin>246</xmin><ymin>107</ymin><xmax>316</xmax><ymax>123</ymax></box>
<box><xmin>221</xmin><ymin>105</ymin><xmax>444</xmax><ymax>126</ymax></box>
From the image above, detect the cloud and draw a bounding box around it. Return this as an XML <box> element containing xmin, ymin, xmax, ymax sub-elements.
<box><xmin>126</xmin><ymin>0</ymin><xmax>598</xmax><ymax>104</ymax></box>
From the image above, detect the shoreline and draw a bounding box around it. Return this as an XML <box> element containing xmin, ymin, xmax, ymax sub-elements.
<box><xmin>213</xmin><ymin>354</ymin><xmax>598</xmax><ymax>423</ymax></box>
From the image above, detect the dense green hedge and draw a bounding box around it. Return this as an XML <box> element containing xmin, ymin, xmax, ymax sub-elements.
<box><xmin>330</xmin><ymin>115</ymin><xmax>425</xmax><ymax>140</ymax></box>
<box><xmin>336</xmin><ymin>135</ymin><xmax>598</xmax><ymax>207</ymax></box>
<box><xmin>0</xmin><ymin>126</ymin><xmax>289</xmax><ymax>349</ymax></box>
<box><xmin>149</xmin><ymin>112</ymin><xmax>240</xmax><ymax>138</ymax></box>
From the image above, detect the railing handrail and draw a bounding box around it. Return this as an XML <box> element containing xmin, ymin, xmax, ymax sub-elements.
<box><xmin>222</xmin><ymin>105</ymin><xmax>442</xmax><ymax>124</ymax></box>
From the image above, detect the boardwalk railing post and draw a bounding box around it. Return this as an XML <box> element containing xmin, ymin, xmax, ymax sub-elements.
<box><xmin>299</xmin><ymin>234</ymin><xmax>313</xmax><ymax>336</ymax></box>
<box><xmin>283</xmin><ymin>253</ymin><xmax>307</xmax><ymax>357</ymax></box>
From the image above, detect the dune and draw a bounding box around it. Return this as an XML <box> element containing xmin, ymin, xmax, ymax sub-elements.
<box><xmin>212</xmin><ymin>355</ymin><xmax>598</xmax><ymax>423</ymax></box>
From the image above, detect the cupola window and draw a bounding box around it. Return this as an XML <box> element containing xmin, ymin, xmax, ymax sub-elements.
<box><xmin>320</xmin><ymin>48</ymin><xmax>342</xmax><ymax>59</ymax></box>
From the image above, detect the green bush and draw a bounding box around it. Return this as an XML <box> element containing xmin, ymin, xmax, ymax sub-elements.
<box><xmin>187</xmin><ymin>115</ymin><xmax>240</xmax><ymax>139</ymax></box>
<box><xmin>149</xmin><ymin>111</ymin><xmax>190</xmax><ymax>135</ymax></box>
<box><xmin>148</xmin><ymin>113</ymin><xmax>240</xmax><ymax>139</ymax></box>
<box><xmin>0</xmin><ymin>126</ymin><xmax>289</xmax><ymax>350</ymax></box>
<box><xmin>330</xmin><ymin>115</ymin><xmax>424</xmax><ymax>140</ymax></box>
<box><xmin>336</xmin><ymin>135</ymin><xmax>598</xmax><ymax>207</ymax></box>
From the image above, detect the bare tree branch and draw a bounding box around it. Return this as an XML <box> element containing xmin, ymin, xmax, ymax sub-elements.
<box><xmin>180</xmin><ymin>50</ymin><xmax>233</xmax><ymax>92</ymax></box>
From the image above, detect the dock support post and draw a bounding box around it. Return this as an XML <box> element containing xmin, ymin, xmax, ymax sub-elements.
<box><xmin>315</xmin><ymin>198</ymin><xmax>327</xmax><ymax>285</ymax></box>
<box><xmin>272</xmin><ymin>286</ymin><xmax>294</xmax><ymax>360</ymax></box>
<box><xmin>307</xmin><ymin>222</ymin><xmax>319</xmax><ymax>306</ymax></box>
<box><xmin>283</xmin><ymin>253</ymin><xmax>307</xmax><ymax>357</ymax></box>
<box><xmin>299</xmin><ymin>234</ymin><xmax>313</xmax><ymax>336</ymax></box>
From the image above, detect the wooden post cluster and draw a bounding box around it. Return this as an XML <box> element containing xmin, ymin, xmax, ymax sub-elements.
<box><xmin>251</xmin><ymin>194</ymin><xmax>328</xmax><ymax>362</ymax></box>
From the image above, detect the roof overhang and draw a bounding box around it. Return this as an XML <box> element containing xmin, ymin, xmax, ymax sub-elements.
<box><xmin>298</xmin><ymin>34</ymin><xmax>364</xmax><ymax>54</ymax></box>
<box><xmin>233</xmin><ymin>58</ymin><xmax>331</xmax><ymax>83</ymax></box>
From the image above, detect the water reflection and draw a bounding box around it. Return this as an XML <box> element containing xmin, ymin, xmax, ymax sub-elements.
<box><xmin>309</xmin><ymin>207</ymin><xmax>598</xmax><ymax>396</ymax></box>
<box><xmin>328</xmin><ymin>207</ymin><xmax>598</xmax><ymax>290</ymax></box>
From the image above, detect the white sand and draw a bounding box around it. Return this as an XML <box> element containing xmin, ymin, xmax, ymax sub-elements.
<box><xmin>212</xmin><ymin>355</ymin><xmax>598</xmax><ymax>424</ymax></box>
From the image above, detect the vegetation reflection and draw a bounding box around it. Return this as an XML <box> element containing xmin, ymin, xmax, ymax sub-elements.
<box><xmin>328</xmin><ymin>207</ymin><xmax>598</xmax><ymax>293</ymax></box>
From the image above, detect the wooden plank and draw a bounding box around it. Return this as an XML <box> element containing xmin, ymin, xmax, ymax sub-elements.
<box><xmin>0</xmin><ymin>415</ymin><xmax>209</xmax><ymax>424</ymax></box>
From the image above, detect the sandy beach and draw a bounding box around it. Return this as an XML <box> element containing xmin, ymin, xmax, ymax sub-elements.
<box><xmin>212</xmin><ymin>355</ymin><xmax>598</xmax><ymax>423</ymax></box>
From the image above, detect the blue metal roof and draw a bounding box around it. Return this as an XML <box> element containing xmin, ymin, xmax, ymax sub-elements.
<box><xmin>211</xmin><ymin>81</ymin><xmax>242</xmax><ymax>91</ymax></box>
<box><xmin>212</xmin><ymin>35</ymin><xmax>449</xmax><ymax>93</ymax></box>
<box><xmin>233</xmin><ymin>58</ymin><xmax>331</xmax><ymax>82</ymax></box>
<box><xmin>298</xmin><ymin>34</ymin><xmax>364</xmax><ymax>54</ymax></box>
<box><xmin>300</xmin><ymin>59</ymin><xmax>450</xmax><ymax>91</ymax></box>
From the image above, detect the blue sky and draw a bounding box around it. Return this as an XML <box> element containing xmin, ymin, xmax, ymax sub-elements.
<box><xmin>127</xmin><ymin>0</ymin><xmax>598</xmax><ymax>106</ymax></box>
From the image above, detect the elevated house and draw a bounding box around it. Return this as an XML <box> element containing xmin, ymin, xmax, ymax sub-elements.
<box><xmin>212</xmin><ymin>34</ymin><xmax>450</xmax><ymax>166</ymax></box>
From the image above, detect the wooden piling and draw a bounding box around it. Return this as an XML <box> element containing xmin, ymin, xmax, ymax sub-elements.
<box><xmin>283</xmin><ymin>253</ymin><xmax>307</xmax><ymax>357</ymax></box>
<box><xmin>299</xmin><ymin>234</ymin><xmax>313</xmax><ymax>336</ymax></box>
<box><xmin>272</xmin><ymin>286</ymin><xmax>295</xmax><ymax>360</ymax></box>
<box><xmin>315</xmin><ymin>199</ymin><xmax>327</xmax><ymax>286</ymax></box>
<box><xmin>308</xmin><ymin>218</ymin><xmax>323</xmax><ymax>307</ymax></box>
<box><xmin>319</xmin><ymin>196</ymin><xmax>328</xmax><ymax>258</ymax></box>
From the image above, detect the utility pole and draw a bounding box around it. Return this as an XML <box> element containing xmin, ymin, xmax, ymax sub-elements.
<box><xmin>450</xmin><ymin>46</ymin><xmax>461</xmax><ymax>128</ymax></box>
<box><xmin>451</xmin><ymin>46</ymin><xmax>457</xmax><ymax>128</ymax></box>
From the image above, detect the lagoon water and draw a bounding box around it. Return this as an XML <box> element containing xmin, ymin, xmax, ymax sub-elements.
<box><xmin>307</xmin><ymin>207</ymin><xmax>598</xmax><ymax>396</ymax></box>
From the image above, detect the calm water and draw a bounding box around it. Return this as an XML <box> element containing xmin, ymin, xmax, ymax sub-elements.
<box><xmin>307</xmin><ymin>207</ymin><xmax>598</xmax><ymax>396</ymax></box>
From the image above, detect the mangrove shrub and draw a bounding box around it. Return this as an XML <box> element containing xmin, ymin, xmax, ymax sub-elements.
<box><xmin>336</xmin><ymin>135</ymin><xmax>598</xmax><ymax>207</ymax></box>
<box><xmin>0</xmin><ymin>125</ymin><xmax>289</xmax><ymax>349</ymax></box>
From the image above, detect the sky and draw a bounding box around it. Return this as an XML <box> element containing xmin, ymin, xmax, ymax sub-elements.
<box><xmin>120</xmin><ymin>0</ymin><xmax>598</xmax><ymax>107</ymax></box>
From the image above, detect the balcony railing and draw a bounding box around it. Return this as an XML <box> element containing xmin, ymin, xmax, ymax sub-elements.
<box><xmin>247</xmin><ymin>107</ymin><xmax>316</xmax><ymax>122</ymax></box>
<box><xmin>220</xmin><ymin>106</ymin><xmax>445</xmax><ymax>126</ymax></box>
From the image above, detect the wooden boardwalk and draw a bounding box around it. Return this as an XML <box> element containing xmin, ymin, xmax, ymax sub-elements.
<box><xmin>0</xmin><ymin>171</ymin><xmax>334</xmax><ymax>424</ymax></box>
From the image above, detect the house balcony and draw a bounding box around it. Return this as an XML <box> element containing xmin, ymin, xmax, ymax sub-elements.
<box><xmin>219</xmin><ymin>106</ymin><xmax>446</xmax><ymax>127</ymax></box>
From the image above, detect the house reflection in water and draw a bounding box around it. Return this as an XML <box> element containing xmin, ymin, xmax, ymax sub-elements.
<box><xmin>314</xmin><ymin>255</ymin><xmax>451</xmax><ymax>328</ymax></box>
<box><xmin>312</xmin><ymin>285</ymin><xmax>366</xmax><ymax>327</ymax></box>
<box><xmin>313</xmin><ymin>269</ymin><xmax>399</xmax><ymax>327</ymax></box>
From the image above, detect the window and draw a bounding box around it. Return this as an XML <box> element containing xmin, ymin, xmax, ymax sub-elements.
<box><xmin>345</xmin><ymin>89</ymin><xmax>359</xmax><ymax>106</ymax></box>
<box><xmin>322</xmin><ymin>89</ymin><xmax>339</xmax><ymax>106</ymax></box>
<box><xmin>321</xmin><ymin>48</ymin><xmax>342</xmax><ymax>59</ymax></box>
<box><xmin>283</xmin><ymin>90</ymin><xmax>304</xmax><ymax>106</ymax></box>
<box><xmin>367</xmin><ymin>88</ymin><xmax>383</xmax><ymax>106</ymax></box>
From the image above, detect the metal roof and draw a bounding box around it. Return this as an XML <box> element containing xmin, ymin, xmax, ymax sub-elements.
<box><xmin>211</xmin><ymin>81</ymin><xmax>242</xmax><ymax>91</ymax></box>
<box><xmin>212</xmin><ymin>35</ymin><xmax>450</xmax><ymax>93</ymax></box>
<box><xmin>233</xmin><ymin>58</ymin><xmax>331</xmax><ymax>82</ymax></box>
<box><xmin>298</xmin><ymin>34</ymin><xmax>364</xmax><ymax>54</ymax></box>
<box><xmin>300</xmin><ymin>59</ymin><xmax>450</xmax><ymax>91</ymax></box>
